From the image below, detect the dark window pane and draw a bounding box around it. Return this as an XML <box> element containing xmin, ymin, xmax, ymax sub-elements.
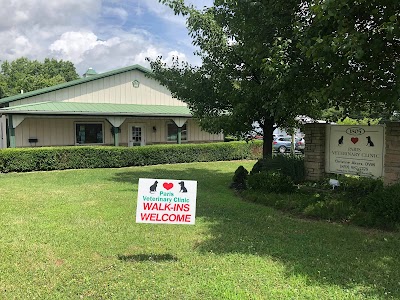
<box><xmin>167</xmin><ymin>123</ymin><xmax>187</xmax><ymax>141</ymax></box>
<box><xmin>76</xmin><ymin>123</ymin><xmax>103</xmax><ymax>144</ymax></box>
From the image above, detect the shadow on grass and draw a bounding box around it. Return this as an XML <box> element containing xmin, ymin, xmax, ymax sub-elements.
<box><xmin>110</xmin><ymin>165</ymin><xmax>225</xmax><ymax>185</ymax></box>
<box><xmin>110</xmin><ymin>164</ymin><xmax>400</xmax><ymax>298</ymax></box>
<box><xmin>118</xmin><ymin>254</ymin><xmax>178</xmax><ymax>263</ymax></box>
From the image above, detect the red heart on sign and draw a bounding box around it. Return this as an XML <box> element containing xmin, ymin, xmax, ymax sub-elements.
<box><xmin>163</xmin><ymin>182</ymin><xmax>174</xmax><ymax>190</ymax></box>
<box><xmin>351</xmin><ymin>137</ymin><xmax>359</xmax><ymax>144</ymax></box>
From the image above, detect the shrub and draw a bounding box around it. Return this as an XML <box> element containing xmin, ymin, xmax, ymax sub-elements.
<box><xmin>358</xmin><ymin>182</ymin><xmax>400</xmax><ymax>230</ymax></box>
<box><xmin>247</xmin><ymin>171</ymin><xmax>295</xmax><ymax>194</ymax></box>
<box><xmin>0</xmin><ymin>141</ymin><xmax>262</xmax><ymax>173</ymax></box>
<box><xmin>230</xmin><ymin>166</ymin><xmax>249</xmax><ymax>190</ymax></box>
<box><xmin>303</xmin><ymin>199</ymin><xmax>353</xmax><ymax>221</ymax></box>
<box><xmin>251</xmin><ymin>155</ymin><xmax>305</xmax><ymax>183</ymax></box>
<box><xmin>224</xmin><ymin>135</ymin><xmax>238</xmax><ymax>142</ymax></box>
<box><xmin>339</xmin><ymin>176</ymin><xmax>384</xmax><ymax>206</ymax></box>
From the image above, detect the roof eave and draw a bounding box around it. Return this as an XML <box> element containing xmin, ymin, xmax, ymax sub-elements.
<box><xmin>0</xmin><ymin>110</ymin><xmax>192</xmax><ymax>118</ymax></box>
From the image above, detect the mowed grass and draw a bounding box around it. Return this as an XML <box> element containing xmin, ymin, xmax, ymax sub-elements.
<box><xmin>0</xmin><ymin>161</ymin><xmax>400</xmax><ymax>299</ymax></box>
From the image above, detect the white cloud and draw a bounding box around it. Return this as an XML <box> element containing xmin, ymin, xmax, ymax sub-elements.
<box><xmin>0</xmin><ymin>0</ymin><xmax>205</xmax><ymax>74</ymax></box>
<box><xmin>162</xmin><ymin>50</ymin><xmax>188</xmax><ymax>65</ymax></box>
<box><xmin>0</xmin><ymin>0</ymin><xmax>100</xmax><ymax>30</ymax></box>
<box><xmin>0</xmin><ymin>0</ymin><xmax>101</xmax><ymax>64</ymax></box>
<box><xmin>47</xmin><ymin>28</ymin><xmax>189</xmax><ymax>75</ymax></box>
<box><xmin>103</xmin><ymin>6</ymin><xmax>129</xmax><ymax>23</ymax></box>
<box><xmin>0</xmin><ymin>30</ymin><xmax>33</xmax><ymax>59</ymax></box>
<box><xmin>141</xmin><ymin>0</ymin><xmax>186</xmax><ymax>26</ymax></box>
<box><xmin>142</xmin><ymin>0</ymin><xmax>213</xmax><ymax>22</ymax></box>
<box><xmin>50</xmin><ymin>31</ymin><xmax>110</xmax><ymax>64</ymax></box>
<box><xmin>134</xmin><ymin>3</ymin><xmax>144</xmax><ymax>16</ymax></box>
<box><xmin>83</xmin><ymin>43</ymin><xmax>188</xmax><ymax>74</ymax></box>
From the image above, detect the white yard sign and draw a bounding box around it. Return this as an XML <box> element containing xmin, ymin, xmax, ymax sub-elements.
<box><xmin>136</xmin><ymin>178</ymin><xmax>197</xmax><ymax>225</ymax></box>
<box><xmin>326</xmin><ymin>125</ymin><xmax>385</xmax><ymax>178</ymax></box>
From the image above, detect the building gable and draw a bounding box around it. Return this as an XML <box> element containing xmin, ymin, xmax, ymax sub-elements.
<box><xmin>1</xmin><ymin>65</ymin><xmax>186</xmax><ymax>108</ymax></box>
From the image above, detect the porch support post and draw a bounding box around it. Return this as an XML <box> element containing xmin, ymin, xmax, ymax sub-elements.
<box><xmin>113</xmin><ymin>127</ymin><xmax>120</xmax><ymax>146</ymax></box>
<box><xmin>172</xmin><ymin>118</ymin><xmax>187</xmax><ymax>145</ymax></box>
<box><xmin>7</xmin><ymin>114</ymin><xmax>26</xmax><ymax>148</ymax></box>
<box><xmin>177</xmin><ymin>126</ymin><xmax>182</xmax><ymax>144</ymax></box>
<box><xmin>106</xmin><ymin>117</ymin><xmax>125</xmax><ymax>147</ymax></box>
<box><xmin>8</xmin><ymin>115</ymin><xmax>15</xmax><ymax>148</ymax></box>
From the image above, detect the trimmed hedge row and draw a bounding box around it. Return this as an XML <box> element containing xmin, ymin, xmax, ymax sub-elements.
<box><xmin>0</xmin><ymin>141</ymin><xmax>262</xmax><ymax>173</ymax></box>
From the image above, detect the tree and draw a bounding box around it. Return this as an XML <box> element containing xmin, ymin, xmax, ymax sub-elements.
<box><xmin>0</xmin><ymin>57</ymin><xmax>80</xmax><ymax>98</ymax></box>
<box><xmin>297</xmin><ymin>0</ymin><xmax>400</xmax><ymax>118</ymax></box>
<box><xmin>148</xmin><ymin>0</ymin><xmax>320</xmax><ymax>158</ymax></box>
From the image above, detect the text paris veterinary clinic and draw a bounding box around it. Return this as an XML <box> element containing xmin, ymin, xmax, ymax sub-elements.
<box><xmin>142</xmin><ymin>190</ymin><xmax>190</xmax><ymax>204</ymax></box>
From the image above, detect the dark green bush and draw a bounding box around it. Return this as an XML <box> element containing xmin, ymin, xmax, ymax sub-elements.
<box><xmin>247</xmin><ymin>171</ymin><xmax>295</xmax><ymax>194</ymax></box>
<box><xmin>0</xmin><ymin>141</ymin><xmax>262</xmax><ymax>173</ymax></box>
<box><xmin>251</xmin><ymin>155</ymin><xmax>305</xmax><ymax>183</ymax></box>
<box><xmin>242</xmin><ymin>162</ymin><xmax>400</xmax><ymax>230</ymax></box>
<box><xmin>358</xmin><ymin>182</ymin><xmax>400</xmax><ymax>230</ymax></box>
<box><xmin>231</xmin><ymin>166</ymin><xmax>249</xmax><ymax>190</ymax></box>
<box><xmin>339</xmin><ymin>176</ymin><xmax>384</xmax><ymax>206</ymax></box>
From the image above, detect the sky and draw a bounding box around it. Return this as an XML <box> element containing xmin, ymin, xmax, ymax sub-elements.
<box><xmin>0</xmin><ymin>0</ymin><xmax>213</xmax><ymax>76</ymax></box>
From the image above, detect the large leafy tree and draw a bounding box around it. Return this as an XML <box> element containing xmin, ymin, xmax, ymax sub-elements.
<box><xmin>148</xmin><ymin>0</ymin><xmax>319</xmax><ymax>158</ymax></box>
<box><xmin>297</xmin><ymin>0</ymin><xmax>400</xmax><ymax>118</ymax></box>
<box><xmin>0</xmin><ymin>57</ymin><xmax>79</xmax><ymax>98</ymax></box>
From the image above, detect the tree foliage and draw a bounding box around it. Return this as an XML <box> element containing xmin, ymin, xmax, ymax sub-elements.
<box><xmin>0</xmin><ymin>57</ymin><xmax>79</xmax><ymax>98</ymax></box>
<box><xmin>148</xmin><ymin>0</ymin><xmax>319</xmax><ymax>158</ymax></box>
<box><xmin>149</xmin><ymin>0</ymin><xmax>398</xmax><ymax>157</ymax></box>
<box><xmin>297</xmin><ymin>0</ymin><xmax>400</xmax><ymax>117</ymax></box>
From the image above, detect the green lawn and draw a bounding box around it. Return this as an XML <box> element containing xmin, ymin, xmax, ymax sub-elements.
<box><xmin>0</xmin><ymin>161</ymin><xmax>399</xmax><ymax>299</ymax></box>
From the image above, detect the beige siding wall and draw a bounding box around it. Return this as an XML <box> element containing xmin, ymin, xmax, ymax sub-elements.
<box><xmin>119</xmin><ymin>118</ymin><xmax>167</xmax><ymax>145</ymax></box>
<box><xmin>15</xmin><ymin>118</ymin><xmax>113</xmax><ymax>147</ymax></box>
<box><xmin>14</xmin><ymin>117</ymin><xmax>223</xmax><ymax>147</ymax></box>
<box><xmin>119</xmin><ymin>118</ymin><xmax>223</xmax><ymax>146</ymax></box>
<box><xmin>10</xmin><ymin>70</ymin><xmax>186</xmax><ymax>107</ymax></box>
<box><xmin>186</xmin><ymin>119</ymin><xmax>223</xmax><ymax>142</ymax></box>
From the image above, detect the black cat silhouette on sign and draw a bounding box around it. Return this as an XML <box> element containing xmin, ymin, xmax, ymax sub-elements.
<box><xmin>149</xmin><ymin>181</ymin><xmax>158</xmax><ymax>193</ymax></box>
<box><xmin>338</xmin><ymin>136</ymin><xmax>344</xmax><ymax>146</ymax></box>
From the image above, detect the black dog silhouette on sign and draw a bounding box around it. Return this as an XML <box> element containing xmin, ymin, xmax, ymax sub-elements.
<box><xmin>178</xmin><ymin>181</ymin><xmax>187</xmax><ymax>193</ymax></box>
<box><xmin>366</xmin><ymin>136</ymin><xmax>374</xmax><ymax>147</ymax></box>
<box><xmin>149</xmin><ymin>181</ymin><xmax>158</xmax><ymax>193</ymax></box>
<box><xmin>338</xmin><ymin>136</ymin><xmax>344</xmax><ymax>146</ymax></box>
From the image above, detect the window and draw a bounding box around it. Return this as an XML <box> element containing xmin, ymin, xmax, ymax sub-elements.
<box><xmin>278</xmin><ymin>137</ymin><xmax>291</xmax><ymax>142</ymax></box>
<box><xmin>167</xmin><ymin>123</ymin><xmax>187</xmax><ymax>142</ymax></box>
<box><xmin>75</xmin><ymin>123</ymin><xmax>104</xmax><ymax>144</ymax></box>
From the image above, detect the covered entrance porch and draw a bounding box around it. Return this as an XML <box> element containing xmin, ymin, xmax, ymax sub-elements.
<box><xmin>0</xmin><ymin>102</ymin><xmax>192</xmax><ymax>148</ymax></box>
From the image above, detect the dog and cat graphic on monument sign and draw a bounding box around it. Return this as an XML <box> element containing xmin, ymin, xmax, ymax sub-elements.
<box><xmin>337</xmin><ymin>135</ymin><xmax>375</xmax><ymax>147</ymax></box>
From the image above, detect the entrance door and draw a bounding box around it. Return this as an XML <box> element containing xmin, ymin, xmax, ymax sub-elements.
<box><xmin>129</xmin><ymin>124</ymin><xmax>145</xmax><ymax>146</ymax></box>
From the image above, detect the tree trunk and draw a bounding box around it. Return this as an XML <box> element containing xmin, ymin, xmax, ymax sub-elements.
<box><xmin>262</xmin><ymin>119</ymin><xmax>275</xmax><ymax>159</ymax></box>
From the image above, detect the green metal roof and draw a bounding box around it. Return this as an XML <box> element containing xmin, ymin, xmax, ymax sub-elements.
<box><xmin>0</xmin><ymin>64</ymin><xmax>151</xmax><ymax>105</ymax></box>
<box><xmin>0</xmin><ymin>101</ymin><xmax>192</xmax><ymax>117</ymax></box>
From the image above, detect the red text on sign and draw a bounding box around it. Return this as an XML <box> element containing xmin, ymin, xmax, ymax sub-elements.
<box><xmin>143</xmin><ymin>202</ymin><xmax>189</xmax><ymax>212</ymax></box>
<box><xmin>140</xmin><ymin>213</ymin><xmax>192</xmax><ymax>223</ymax></box>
